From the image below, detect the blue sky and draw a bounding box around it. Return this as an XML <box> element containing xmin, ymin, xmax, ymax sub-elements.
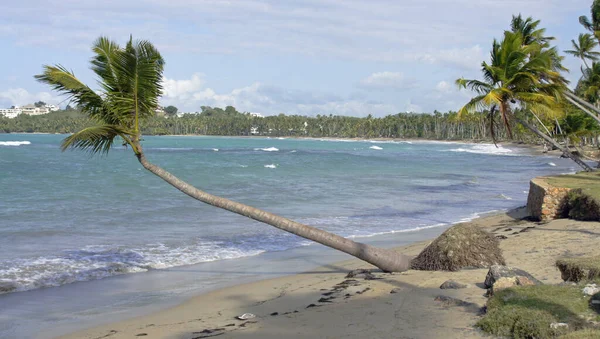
<box><xmin>0</xmin><ymin>0</ymin><xmax>593</xmax><ymax>117</ymax></box>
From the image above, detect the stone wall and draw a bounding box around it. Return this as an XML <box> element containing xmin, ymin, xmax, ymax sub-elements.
<box><xmin>526</xmin><ymin>177</ymin><xmax>572</xmax><ymax>221</ymax></box>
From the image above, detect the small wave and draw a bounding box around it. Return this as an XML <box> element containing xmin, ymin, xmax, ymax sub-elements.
<box><xmin>448</xmin><ymin>144</ymin><xmax>516</xmax><ymax>156</ymax></box>
<box><xmin>212</xmin><ymin>148</ymin><xmax>219</xmax><ymax>152</ymax></box>
<box><xmin>264</xmin><ymin>164</ymin><xmax>277</xmax><ymax>169</ymax></box>
<box><xmin>495</xmin><ymin>194</ymin><xmax>513</xmax><ymax>200</ymax></box>
<box><xmin>0</xmin><ymin>242</ymin><xmax>266</xmax><ymax>295</ymax></box>
<box><xmin>277</xmin><ymin>137</ymin><xmax>286</xmax><ymax>140</ymax></box>
<box><xmin>0</xmin><ymin>141</ymin><xmax>31</xmax><ymax>146</ymax></box>
<box><xmin>369</xmin><ymin>146</ymin><xmax>383</xmax><ymax>150</ymax></box>
<box><xmin>548</xmin><ymin>162</ymin><xmax>556</xmax><ymax>167</ymax></box>
<box><xmin>289</xmin><ymin>150</ymin><xmax>297</xmax><ymax>153</ymax></box>
<box><xmin>239</xmin><ymin>165</ymin><xmax>248</xmax><ymax>168</ymax></box>
<box><xmin>255</xmin><ymin>147</ymin><xmax>279</xmax><ymax>152</ymax></box>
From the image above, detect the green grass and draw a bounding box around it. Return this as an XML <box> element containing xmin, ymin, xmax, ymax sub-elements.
<box><xmin>559</xmin><ymin>329</ymin><xmax>600</xmax><ymax>338</ymax></box>
<box><xmin>477</xmin><ymin>285</ymin><xmax>600</xmax><ymax>338</ymax></box>
<box><xmin>556</xmin><ymin>257</ymin><xmax>600</xmax><ymax>283</ymax></box>
<box><xmin>546</xmin><ymin>172</ymin><xmax>600</xmax><ymax>203</ymax></box>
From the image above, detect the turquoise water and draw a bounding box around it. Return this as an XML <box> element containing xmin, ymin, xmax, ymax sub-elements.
<box><xmin>0</xmin><ymin>134</ymin><xmax>576</xmax><ymax>295</ymax></box>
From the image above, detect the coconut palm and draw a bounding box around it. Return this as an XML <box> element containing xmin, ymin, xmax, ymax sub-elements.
<box><xmin>456</xmin><ymin>31</ymin><xmax>594</xmax><ymax>172</ymax></box>
<box><xmin>580</xmin><ymin>0</ymin><xmax>600</xmax><ymax>43</ymax></box>
<box><xmin>565</xmin><ymin>33</ymin><xmax>600</xmax><ymax>70</ymax></box>
<box><xmin>510</xmin><ymin>14</ymin><xmax>554</xmax><ymax>47</ymax></box>
<box><xmin>35</xmin><ymin>36</ymin><xmax>411</xmax><ymax>273</ymax></box>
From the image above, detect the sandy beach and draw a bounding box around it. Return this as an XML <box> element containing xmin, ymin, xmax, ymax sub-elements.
<box><xmin>57</xmin><ymin>207</ymin><xmax>600</xmax><ymax>339</ymax></box>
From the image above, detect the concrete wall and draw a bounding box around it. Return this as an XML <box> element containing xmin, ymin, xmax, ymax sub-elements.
<box><xmin>526</xmin><ymin>177</ymin><xmax>572</xmax><ymax>221</ymax></box>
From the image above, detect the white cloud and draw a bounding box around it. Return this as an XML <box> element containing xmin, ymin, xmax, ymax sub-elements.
<box><xmin>162</xmin><ymin>73</ymin><xmax>205</xmax><ymax>100</ymax></box>
<box><xmin>0</xmin><ymin>88</ymin><xmax>59</xmax><ymax>107</ymax></box>
<box><xmin>160</xmin><ymin>74</ymin><xmax>398</xmax><ymax>116</ymax></box>
<box><xmin>435</xmin><ymin>81</ymin><xmax>454</xmax><ymax>94</ymax></box>
<box><xmin>359</xmin><ymin>72</ymin><xmax>417</xmax><ymax>89</ymax></box>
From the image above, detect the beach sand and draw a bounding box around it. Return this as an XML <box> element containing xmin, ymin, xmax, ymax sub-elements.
<box><xmin>59</xmin><ymin>208</ymin><xmax>600</xmax><ymax>339</ymax></box>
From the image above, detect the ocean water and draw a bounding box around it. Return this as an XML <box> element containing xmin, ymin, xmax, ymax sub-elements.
<box><xmin>0</xmin><ymin>134</ymin><xmax>578</xmax><ymax>297</ymax></box>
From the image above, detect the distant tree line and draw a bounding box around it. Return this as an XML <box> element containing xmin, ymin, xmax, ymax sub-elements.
<box><xmin>0</xmin><ymin>105</ymin><xmax>598</xmax><ymax>145</ymax></box>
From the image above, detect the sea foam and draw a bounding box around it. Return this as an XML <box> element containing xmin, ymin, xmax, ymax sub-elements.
<box><xmin>449</xmin><ymin>144</ymin><xmax>515</xmax><ymax>156</ymax></box>
<box><xmin>0</xmin><ymin>141</ymin><xmax>31</xmax><ymax>146</ymax></box>
<box><xmin>255</xmin><ymin>147</ymin><xmax>279</xmax><ymax>152</ymax></box>
<box><xmin>369</xmin><ymin>145</ymin><xmax>383</xmax><ymax>150</ymax></box>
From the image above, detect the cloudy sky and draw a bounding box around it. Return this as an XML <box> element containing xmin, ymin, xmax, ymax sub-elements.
<box><xmin>0</xmin><ymin>0</ymin><xmax>592</xmax><ymax>116</ymax></box>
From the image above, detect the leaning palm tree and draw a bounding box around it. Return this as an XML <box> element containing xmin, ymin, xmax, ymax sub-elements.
<box><xmin>565</xmin><ymin>33</ymin><xmax>600</xmax><ymax>70</ymax></box>
<box><xmin>35</xmin><ymin>36</ymin><xmax>411</xmax><ymax>273</ymax></box>
<box><xmin>456</xmin><ymin>31</ymin><xmax>594</xmax><ymax>172</ymax></box>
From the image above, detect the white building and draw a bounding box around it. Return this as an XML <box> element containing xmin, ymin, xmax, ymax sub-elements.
<box><xmin>0</xmin><ymin>108</ymin><xmax>22</xmax><ymax>119</ymax></box>
<box><xmin>21</xmin><ymin>104</ymin><xmax>50</xmax><ymax>116</ymax></box>
<box><xmin>45</xmin><ymin>104</ymin><xmax>59</xmax><ymax>112</ymax></box>
<box><xmin>249</xmin><ymin>112</ymin><xmax>264</xmax><ymax>118</ymax></box>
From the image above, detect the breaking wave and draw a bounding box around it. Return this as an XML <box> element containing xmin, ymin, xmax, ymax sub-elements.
<box><xmin>0</xmin><ymin>141</ymin><xmax>31</xmax><ymax>147</ymax></box>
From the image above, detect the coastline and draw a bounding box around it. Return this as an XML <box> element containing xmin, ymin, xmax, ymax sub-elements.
<box><xmin>57</xmin><ymin>207</ymin><xmax>600</xmax><ymax>339</ymax></box>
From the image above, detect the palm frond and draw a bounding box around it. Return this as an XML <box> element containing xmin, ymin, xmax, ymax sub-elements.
<box><xmin>61</xmin><ymin>124</ymin><xmax>136</xmax><ymax>155</ymax></box>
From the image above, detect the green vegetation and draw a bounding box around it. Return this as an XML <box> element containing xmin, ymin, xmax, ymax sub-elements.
<box><xmin>546</xmin><ymin>172</ymin><xmax>600</xmax><ymax>203</ymax></box>
<box><xmin>2</xmin><ymin>106</ymin><xmax>595</xmax><ymax>144</ymax></box>
<box><xmin>457</xmin><ymin>15</ymin><xmax>595</xmax><ymax>171</ymax></box>
<box><xmin>556</xmin><ymin>256</ymin><xmax>600</xmax><ymax>283</ymax></box>
<box><xmin>560</xmin><ymin>329</ymin><xmax>600</xmax><ymax>339</ymax></box>
<box><xmin>477</xmin><ymin>285</ymin><xmax>600</xmax><ymax>338</ymax></box>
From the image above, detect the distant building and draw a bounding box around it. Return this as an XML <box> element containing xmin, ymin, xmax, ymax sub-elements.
<box><xmin>21</xmin><ymin>104</ymin><xmax>50</xmax><ymax>116</ymax></box>
<box><xmin>0</xmin><ymin>108</ymin><xmax>22</xmax><ymax>119</ymax></box>
<box><xmin>45</xmin><ymin>104</ymin><xmax>59</xmax><ymax>112</ymax></box>
<box><xmin>249</xmin><ymin>112</ymin><xmax>264</xmax><ymax>118</ymax></box>
<box><xmin>250</xmin><ymin>126</ymin><xmax>259</xmax><ymax>135</ymax></box>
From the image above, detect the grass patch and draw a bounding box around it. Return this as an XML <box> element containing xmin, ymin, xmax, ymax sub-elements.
<box><xmin>556</xmin><ymin>257</ymin><xmax>600</xmax><ymax>283</ymax></box>
<box><xmin>477</xmin><ymin>285</ymin><xmax>600</xmax><ymax>338</ymax></box>
<box><xmin>559</xmin><ymin>329</ymin><xmax>600</xmax><ymax>338</ymax></box>
<box><xmin>546</xmin><ymin>172</ymin><xmax>600</xmax><ymax>205</ymax></box>
<box><xmin>410</xmin><ymin>223</ymin><xmax>504</xmax><ymax>271</ymax></box>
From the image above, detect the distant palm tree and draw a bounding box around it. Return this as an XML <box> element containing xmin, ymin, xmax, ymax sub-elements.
<box><xmin>565</xmin><ymin>33</ymin><xmax>600</xmax><ymax>70</ymax></box>
<box><xmin>35</xmin><ymin>36</ymin><xmax>412</xmax><ymax>273</ymax></box>
<box><xmin>580</xmin><ymin>0</ymin><xmax>600</xmax><ymax>44</ymax></box>
<box><xmin>456</xmin><ymin>31</ymin><xmax>594</xmax><ymax>172</ymax></box>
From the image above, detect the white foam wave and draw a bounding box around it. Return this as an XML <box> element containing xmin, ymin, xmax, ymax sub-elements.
<box><xmin>548</xmin><ymin>162</ymin><xmax>556</xmax><ymax>167</ymax></box>
<box><xmin>0</xmin><ymin>242</ymin><xmax>266</xmax><ymax>294</ymax></box>
<box><xmin>255</xmin><ymin>147</ymin><xmax>279</xmax><ymax>152</ymax></box>
<box><xmin>264</xmin><ymin>164</ymin><xmax>277</xmax><ymax>169</ymax></box>
<box><xmin>0</xmin><ymin>141</ymin><xmax>31</xmax><ymax>146</ymax></box>
<box><xmin>289</xmin><ymin>150</ymin><xmax>297</xmax><ymax>153</ymax></box>
<box><xmin>448</xmin><ymin>144</ymin><xmax>516</xmax><ymax>156</ymax></box>
<box><xmin>369</xmin><ymin>145</ymin><xmax>383</xmax><ymax>150</ymax></box>
<box><xmin>496</xmin><ymin>194</ymin><xmax>513</xmax><ymax>200</ymax></box>
<box><xmin>212</xmin><ymin>148</ymin><xmax>219</xmax><ymax>152</ymax></box>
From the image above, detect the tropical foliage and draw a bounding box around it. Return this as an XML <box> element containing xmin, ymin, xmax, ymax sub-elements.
<box><xmin>456</xmin><ymin>15</ymin><xmax>594</xmax><ymax>171</ymax></box>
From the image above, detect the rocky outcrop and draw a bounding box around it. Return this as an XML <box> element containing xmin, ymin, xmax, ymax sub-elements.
<box><xmin>484</xmin><ymin>265</ymin><xmax>542</xmax><ymax>289</ymax></box>
<box><xmin>526</xmin><ymin>177</ymin><xmax>571</xmax><ymax>221</ymax></box>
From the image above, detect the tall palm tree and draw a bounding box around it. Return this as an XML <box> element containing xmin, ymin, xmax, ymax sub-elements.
<box><xmin>580</xmin><ymin>0</ymin><xmax>600</xmax><ymax>44</ymax></box>
<box><xmin>565</xmin><ymin>33</ymin><xmax>600</xmax><ymax>70</ymax></box>
<box><xmin>35</xmin><ymin>36</ymin><xmax>411</xmax><ymax>273</ymax></box>
<box><xmin>456</xmin><ymin>31</ymin><xmax>594</xmax><ymax>172</ymax></box>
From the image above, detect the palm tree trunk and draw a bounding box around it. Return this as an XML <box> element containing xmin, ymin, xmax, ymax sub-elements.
<box><xmin>515</xmin><ymin>117</ymin><xmax>594</xmax><ymax>172</ymax></box>
<box><xmin>563</xmin><ymin>92</ymin><xmax>600</xmax><ymax>125</ymax></box>
<box><xmin>132</xmin><ymin>141</ymin><xmax>412</xmax><ymax>272</ymax></box>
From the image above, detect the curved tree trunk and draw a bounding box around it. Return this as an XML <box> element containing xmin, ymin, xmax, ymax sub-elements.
<box><xmin>515</xmin><ymin>117</ymin><xmax>594</xmax><ymax>172</ymax></box>
<box><xmin>132</xmin><ymin>141</ymin><xmax>412</xmax><ymax>273</ymax></box>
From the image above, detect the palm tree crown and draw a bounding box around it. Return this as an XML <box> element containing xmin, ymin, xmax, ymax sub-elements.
<box><xmin>35</xmin><ymin>36</ymin><xmax>164</xmax><ymax>154</ymax></box>
<box><xmin>565</xmin><ymin>33</ymin><xmax>600</xmax><ymax>69</ymax></box>
<box><xmin>456</xmin><ymin>30</ymin><xmax>566</xmax><ymax>139</ymax></box>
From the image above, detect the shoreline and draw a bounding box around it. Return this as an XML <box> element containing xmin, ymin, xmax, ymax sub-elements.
<box><xmin>58</xmin><ymin>208</ymin><xmax>600</xmax><ymax>339</ymax></box>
